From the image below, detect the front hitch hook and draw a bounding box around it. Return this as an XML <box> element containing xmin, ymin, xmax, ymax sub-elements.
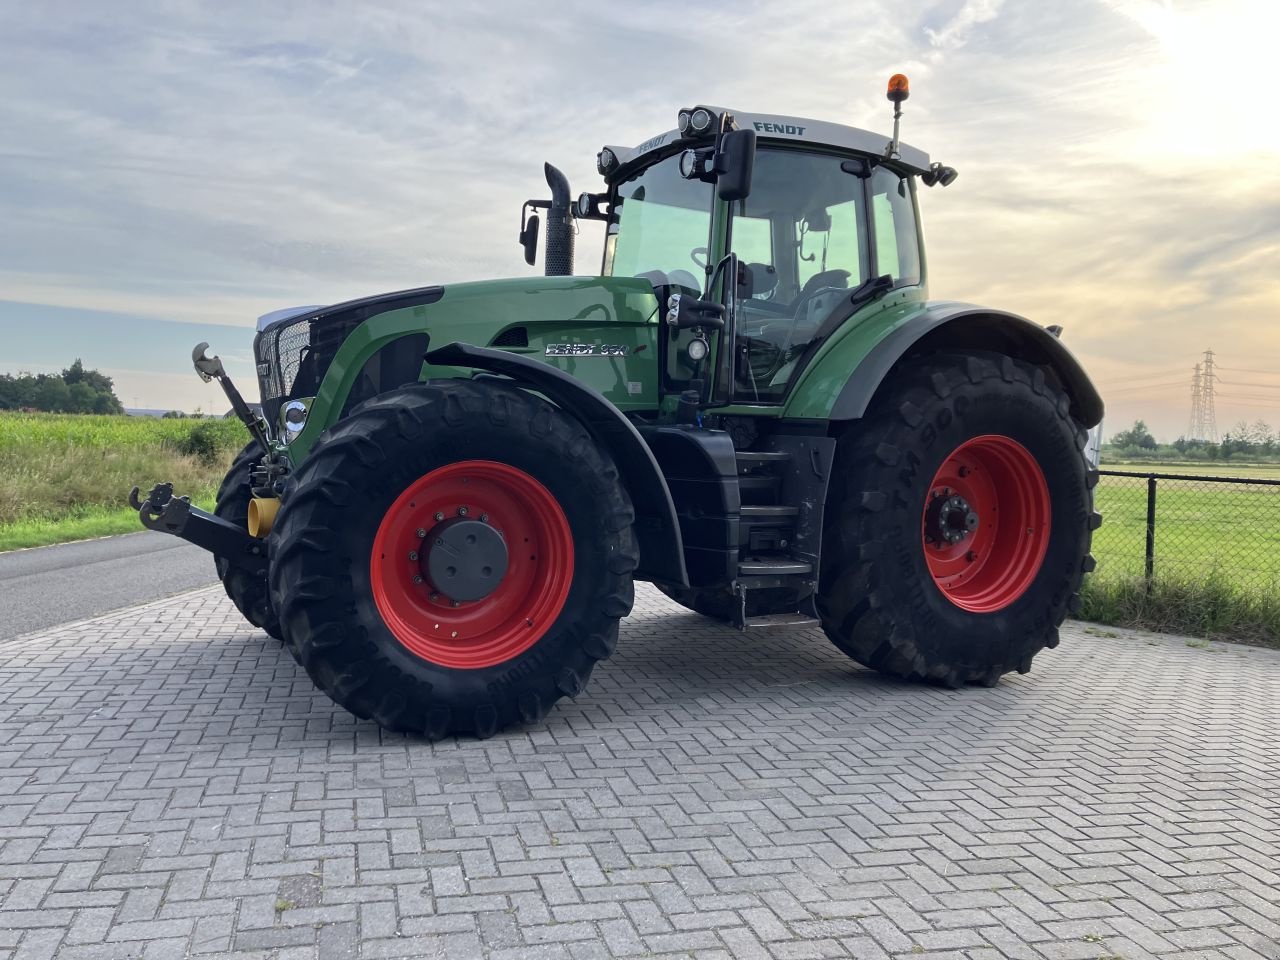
<box><xmin>192</xmin><ymin>342</ymin><xmax>227</xmax><ymax>382</ymax></box>
<box><xmin>129</xmin><ymin>481</ymin><xmax>190</xmax><ymax>534</ymax></box>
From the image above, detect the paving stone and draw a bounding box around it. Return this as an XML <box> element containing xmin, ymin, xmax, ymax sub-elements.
<box><xmin>0</xmin><ymin>584</ymin><xmax>1276</xmax><ymax>958</ymax></box>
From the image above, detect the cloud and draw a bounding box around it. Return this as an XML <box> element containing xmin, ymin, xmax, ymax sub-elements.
<box><xmin>0</xmin><ymin>0</ymin><xmax>1277</xmax><ymax>437</ymax></box>
<box><xmin>926</xmin><ymin>0</ymin><xmax>1006</xmax><ymax>51</ymax></box>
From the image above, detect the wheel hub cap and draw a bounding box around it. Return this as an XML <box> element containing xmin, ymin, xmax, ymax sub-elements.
<box><xmin>425</xmin><ymin>518</ymin><xmax>509</xmax><ymax>602</ymax></box>
<box><xmin>924</xmin><ymin>492</ymin><xmax>979</xmax><ymax>545</ymax></box>
<box><xmin>369</xmin><ymin>460</ymin><xmax>575</xmax><ymax>669</ymax></box>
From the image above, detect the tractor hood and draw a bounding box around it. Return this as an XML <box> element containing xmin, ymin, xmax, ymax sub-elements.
<box><xmin>253</xmin><ymin>275</ymin><xmax>662</xmax><ymax>438</ymax></box>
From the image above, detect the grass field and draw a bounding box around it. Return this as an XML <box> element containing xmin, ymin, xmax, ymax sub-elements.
<box><xmin>2</xmin><ymin>412</ymin><xmax>1275</xmax><ymax>645</ymax></box>
<box><xmin>1101</xmin><ymin>459</ymin><xmax>1280</xmax><ymax>479</ymax></box>
<box><xmin>0</xmin><ymin>412</ymin><xmax>246</xmax><ymax>551</ymax></box>
<box><xmin>1083</xmin><ymin>465</ymin><xmax>1280</xmax><ymax>645</ymax></box>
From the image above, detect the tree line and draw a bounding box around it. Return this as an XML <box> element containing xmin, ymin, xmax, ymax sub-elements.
<box><xmin>0</xmin><ymin>360</ymin><xmax>125</xmax><ymax>414</ymax></box>
<box><xmin>1109</xmin><ymin>419</ymin><xmax>1280</xmax><ymax>461</ymax></box>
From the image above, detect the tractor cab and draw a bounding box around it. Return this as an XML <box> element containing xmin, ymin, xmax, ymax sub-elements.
<box><xmin>573</xmin><ymin>93</ymin><xmax>957</xmax><ymax>409</ymax></box>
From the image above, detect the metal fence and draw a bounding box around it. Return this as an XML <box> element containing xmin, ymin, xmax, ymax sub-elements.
<box><xmin>1091</xmin><ymin>470</ymin><xmax>1280</xmax><ymax>593</ymax></box>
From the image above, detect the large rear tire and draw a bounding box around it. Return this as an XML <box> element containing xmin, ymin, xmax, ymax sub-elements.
<box><xmin>214</xmin><ymin>443</ymin><xmax>282</xmax><ymax>641</ymax></box>
<box><xmin>817</xmin><ymin>352</ymin><xmax>1099</xmax><ymax>687</ymax></box>
<box><xmin>269</xmin><ymin>381</ymin><xmax>637</xmax><ymax>738</ymax></box>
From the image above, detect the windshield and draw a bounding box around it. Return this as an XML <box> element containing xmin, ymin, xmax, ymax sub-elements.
<box><xmin>603</xmin><ymin>153</ymin><xmax>711</xmax><ymax>292</ymax></box>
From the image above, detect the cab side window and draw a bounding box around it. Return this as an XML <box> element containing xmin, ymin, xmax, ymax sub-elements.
<box><xmin>871</xmin><ymin>168</ymin><xmax>921</xmax><ymax>285</ymax></box>
<box><xmin>796</xmin><ymin>199</ymin><xmax>864</xmax><ymax>291</ymax></box>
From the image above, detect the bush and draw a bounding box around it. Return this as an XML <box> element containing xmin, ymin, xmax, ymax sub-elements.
<box><xmin>177</xmin><ymin>419</ymin><xmax>242</xmax><ymax>465</ymax></box>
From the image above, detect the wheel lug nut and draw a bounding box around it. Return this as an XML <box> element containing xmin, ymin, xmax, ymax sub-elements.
<box><xmin>416</xmin><ymin>528</ymin><xmax>427</xmax><ymax>538</ymax></box>
<box><xmin>479</xmin><ymin>513</ymin><xmax>488</xmax><ymax>523</ymax></box>
<box><xmin>408</xmin><ymin>551</ymin><xmax>418</xmax><ymax>561</ymax></box>
<box><xmin>429</xmin><ymin>591</ymin><xmax>439</xmax><ymax>601</ymax></box>
<box><xmin>451</xmin><ymin>600</ymin><xmax>460</xmax><ymax>608</ymax></box>
<box><xmin>458</xmin><ymin>506</ymin><xmax>469</xmax><ymax>516</ymax></box>
<box><xmin>412</xmin><ymin>575</ymin><xmax>423</xmax><ymax>584</ymax></box>
<box><xmin>433</xmin><ymin>512</ymin><xmax>444</xmax><ymax>522</ymax></box>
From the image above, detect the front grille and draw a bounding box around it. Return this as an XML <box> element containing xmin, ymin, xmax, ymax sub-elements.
<box><xmin>256</xmin><ymin>315</ymin><xmax>312</xmax><ymax>405</ymax></box>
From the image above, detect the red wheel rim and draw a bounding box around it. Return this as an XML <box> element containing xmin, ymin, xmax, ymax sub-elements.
<box><xmin>921</xmin><ymin>435</ymin><xmax>1051</xmax><ymax>613</ymax></box>
<box><xmin>370</xmin><ymin>461</ymin><xmax>574</xmax><ymax>669</ymax></box>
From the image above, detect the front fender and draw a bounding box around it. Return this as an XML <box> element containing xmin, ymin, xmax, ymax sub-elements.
<box><xmin>424</xmin><ymin>342</ymin><xmax>688</xmax><ymax>587</ymax></box>
<box><xmin>789</xmin><ymin>300</ymin><xmax>1103</xmax><ymax>428</ymax></box>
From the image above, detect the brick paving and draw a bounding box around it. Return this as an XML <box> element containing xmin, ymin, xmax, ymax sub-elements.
<box><xmin>0</xmin><ymin>585</ymin><xmax>1277</xmax><ymax>960</ymax></box>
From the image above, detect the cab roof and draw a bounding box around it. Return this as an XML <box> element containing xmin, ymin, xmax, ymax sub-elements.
<box><xmin>609</xmin><ymin>109</ymin><xmax>931</xmax><ymax>179</ymax></box>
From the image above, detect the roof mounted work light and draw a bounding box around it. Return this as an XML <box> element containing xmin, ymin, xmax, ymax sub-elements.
<box><xmin>596</xmin><ymin>147</ymin><xmax>617</xmax><ymax>176</ymax></box>
<box><xmin>678</xmin><ymin>105</ymin><xmax>722</xmax><ymax>138</ymax></box>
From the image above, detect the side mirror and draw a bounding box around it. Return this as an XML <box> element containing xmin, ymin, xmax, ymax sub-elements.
<box><xmin>519</xmin><ymin>213</ymin><xmax>540</xmax><ymax>266</ymax></box>
<box><xmin>716</xmin><ymin>128</ymin><xmax>756</xmax><ymax>202</ymax></box>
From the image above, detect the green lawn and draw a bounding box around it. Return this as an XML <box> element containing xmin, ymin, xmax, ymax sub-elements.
<box><xmin>1102</xmin><ymin>460</ymin><xmax>1280</xmax><ymax>479</ymax></box>
<box><xmin>1084</xmin><ymin>469</ymin><xmax>1280</xmax><ymax>644</ymax></box>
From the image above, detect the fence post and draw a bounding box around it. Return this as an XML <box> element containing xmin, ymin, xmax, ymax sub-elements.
<box><xmin>1144</xmin><ymin>475</ymin><xmax>1157</xmax><ymax>593</ymax></box>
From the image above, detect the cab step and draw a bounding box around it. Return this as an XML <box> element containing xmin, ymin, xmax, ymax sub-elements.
<box><xmin>735</xmin><ymin>450</ymin><xmax>792</xmax><ymax>468</ymax></box>
<box><xmin>738</xmin><ymin>558</ymin><xmax>813</xmax><ymax>576</ymax></box>
<box><xmin>745</xmin><ymin>612</ymin><xmax>821</xmax><ymax>629</ymax></box>
<box><xmin>740</xmin><ymin>505</ymin><xmax>798</xmax><ymax>518</ymax></box>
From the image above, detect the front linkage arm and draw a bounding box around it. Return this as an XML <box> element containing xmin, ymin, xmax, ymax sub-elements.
<box><xmin>128</xmin><ymin>482</ymin><xmax>268</xmax><ymax>577</ymax></box>
<box><xmin>192</xmin><ymin>342</ymin><xmax>271</xmax><ymax>455</ymax></box>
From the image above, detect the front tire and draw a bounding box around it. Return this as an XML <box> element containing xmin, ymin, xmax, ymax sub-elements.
<box><xmin>269</xmin><ymin>381</ymin><xmax>638</xmax><ymax>738</ymax></box>
<box><xmin>817</xmin><ymin>352</ymin><xmax>1099</xmax><ymax>687</ymax></box>
<box><xmin>214</xmin><ymin>443</ymin><xmax>282</xmax><ymax>641</ymax></box>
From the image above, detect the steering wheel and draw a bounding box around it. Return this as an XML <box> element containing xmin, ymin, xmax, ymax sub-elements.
<box><xmin>690</xmin><ymin>247</ymin><xmax>709</xmax><ymax>270</ymax></box>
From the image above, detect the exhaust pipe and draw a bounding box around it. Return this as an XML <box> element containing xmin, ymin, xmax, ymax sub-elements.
<box><xmin>543</xmin><ymin>163</ymin><xmax>574</xmax><ymax>276</ymax></box>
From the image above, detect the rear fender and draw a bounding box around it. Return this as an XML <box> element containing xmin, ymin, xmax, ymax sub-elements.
<box><xmin>424</xmin><ymin>342</ymin><xmax>688</xmax><ymax>587</ymax></box>
<box><xmin>827</xmin><ymin>303</ymin><xmax>1104</xmax><ymax>428</ymax></box>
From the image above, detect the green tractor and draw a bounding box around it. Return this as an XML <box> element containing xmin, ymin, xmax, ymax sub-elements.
<box><xmin>132</xmin><ymin>77</ymin><xmax>1102</xmax><ymax>738</ymax></box>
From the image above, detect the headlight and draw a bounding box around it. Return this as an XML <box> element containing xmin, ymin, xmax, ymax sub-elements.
<box><xmin>690</xmin><ymin>108</ymin><xmax>712</xmax><ymax>133</ymax></box>
<box><xmin>686</xmin><ymin>337</ymin><xmax>709</xmax><ymax>363</ymax></box>
<box><xmin>281</xmin><ymin>398</ymin><xmax>310</xmax><ymax>442</ymax></box>
<box><xmin>677</xmin><ymin>110</ymin><xmax>691</xmax><ymax>135</ymax></box>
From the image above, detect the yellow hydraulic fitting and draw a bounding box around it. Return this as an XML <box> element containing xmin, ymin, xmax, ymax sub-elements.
<box><xmin>247</xmin><ymin>496</ymin><xmax>280</xmax><ymax>538</ymax></box>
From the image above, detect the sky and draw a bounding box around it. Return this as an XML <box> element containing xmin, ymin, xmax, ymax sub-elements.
<box><xmin>1</xmin><ymin>0</ymin><xmax>1278</xmax><ymax>437</ymax></box>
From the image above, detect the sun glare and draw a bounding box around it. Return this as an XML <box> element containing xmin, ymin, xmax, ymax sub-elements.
<box><xmin>1112</xmin><ymin>0</ymin><xmax>1280</xmax><ymax>157</ymax></box>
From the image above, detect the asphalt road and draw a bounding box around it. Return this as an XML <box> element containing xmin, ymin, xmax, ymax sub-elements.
<box><xmin>0</xmin><ymin>532</ymin><xmax>219</xmax><ymax>641</ymax></box>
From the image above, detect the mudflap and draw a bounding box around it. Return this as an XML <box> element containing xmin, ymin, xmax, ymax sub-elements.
<box><xmin>129</xmin><ymin>482</ymin><xmax>268</xmax><ymax>577</ymax></box>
